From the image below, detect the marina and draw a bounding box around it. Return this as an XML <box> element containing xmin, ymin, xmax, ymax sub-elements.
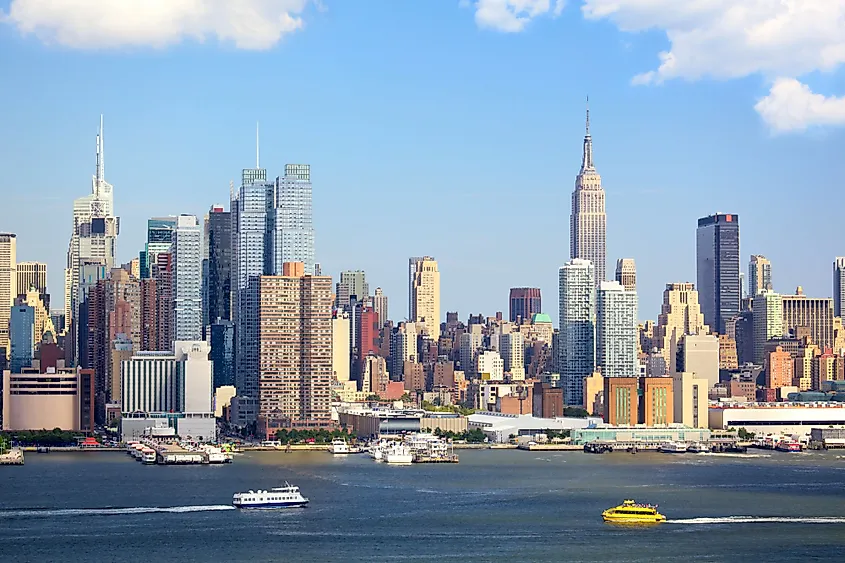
<box><xmin>0</xmin><ymin>447</ymin><xmax>24</xmax><ymax>465</ymax></box>
<box><xmin>367</xmin><ymin>433</ymin><xmax>459</xmax><ymax>464</ymax></box>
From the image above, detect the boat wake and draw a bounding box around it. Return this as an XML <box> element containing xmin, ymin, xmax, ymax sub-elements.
<box><xmin>0</xmin><ymin>505</ymin><xmax>235</xmax><ymax>519</ymax></box>
<box><xmin>669</xmin><ymin>516</ymin><xmax>845</xmax><ymax>525</ymax></box>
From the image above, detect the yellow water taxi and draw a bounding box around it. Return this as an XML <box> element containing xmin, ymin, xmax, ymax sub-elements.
<box><xmin>602</xmin><ymin>499</ymin><xmax>666</xmax><ymax>524</ymax></box>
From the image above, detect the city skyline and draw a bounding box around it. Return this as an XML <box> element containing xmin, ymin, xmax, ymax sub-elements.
<box><xmin>4</xmin><ymin>2</ymin><xmax>845</xmax><ymax>325</ymax></box>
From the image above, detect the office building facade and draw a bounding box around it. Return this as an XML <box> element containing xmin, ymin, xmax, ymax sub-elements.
<box><xmin>409</xmin><ymin>256</ymin><xmax>441</xmax><ymax>339</ymax></box>
<box><xmin>509</xmin><ymin>287</ymin><xmax>541</xmax><ymax>323</ymax></box>
<box><xmin>172</xmin><ymin>215</ymin><xmax>203</xmax><ymax>341</ymax></box>
<box><xmin>696</xmin><ymin>213</ymin><xmax>740</xmax><ymax>334</ymax></box>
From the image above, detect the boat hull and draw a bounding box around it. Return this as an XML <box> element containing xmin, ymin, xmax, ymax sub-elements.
<box><xmin>602</xmin><ymin>515</ymin><xmax>666</xmax><ymax>524</ymax></box>
<box><xmin>234</xmin><ymin>501</ymin><xmax>309</xmax><ymax>509</ymax></box>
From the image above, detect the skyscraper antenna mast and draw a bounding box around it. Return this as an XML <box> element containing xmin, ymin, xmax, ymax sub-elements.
<box><xmin>256</xmin><ymin>121</ymin><xmax>260</xmax><ymax>169</ymax></box>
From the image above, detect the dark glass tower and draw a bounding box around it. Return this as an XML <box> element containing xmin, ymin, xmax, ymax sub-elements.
<box><xmin>696</xmin><ymin>214</ymin><xmax>740</xmax><ymax>334</ymax></box>
<box><xmin>208</xmin><ymin>207</ymin><xmax>232</xmax><ymax>323</ymax></box>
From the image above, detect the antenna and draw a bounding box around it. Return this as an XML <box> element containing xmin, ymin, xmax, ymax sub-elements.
<box><xmin>256</xmin><ymin>121</ymin><xmax>260</xmax><ymax>169</ymax></box>
<box><xmin>585</xmin><ymin>96</ymin><xmax>590</xmax><ymax>136</ymax></box>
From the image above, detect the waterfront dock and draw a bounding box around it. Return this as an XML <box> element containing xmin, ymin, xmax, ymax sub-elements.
<box><xmin>518</xmin><ymin>444</ymin><xmax>582</xmax><ymax>451</ymax></box>
<box><xmin>0</xmin><ymin>448</ymin><xmax>25</xmax><ymax>465</ymax></box>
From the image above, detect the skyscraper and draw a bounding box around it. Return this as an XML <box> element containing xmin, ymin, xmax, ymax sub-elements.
<box><xmin>207</xmin><ymin>205</ymin><xmax>232</xmax><ymax>323</ymax></box>
<box><xmin>559</xmin><ymin>258</ymin><xmax>595</xmax><ymax>406</ymax></box>
<box><xmin>16</xmin><ymin>262</ymin><xmax>47</xmax><ymax>299</ymax></box>
<box><xmin>509</xmin><ymin>287</ymin><xmax>542</xmax><ymax>323</ymax></box>
<box><xmin>140</xmin><ymin>217</ymin><xmax>177</xmax><ymax>279</ymax></box>
<box><xmin>337</xmin><ymin>270</ymin><xmax>369</xmax><ymax>310</ymax></box>
<box><xmin>654</xmin><ymin>283</ymin><xmax>709</xmax><ymax>370</ymax></box>
<box><xmin>0</xmin><ymin>233</ymin><xmax>16</xmax><ymax>358</ymax></box>
<box><xmin>614</xmin><ymin>259</ymin><xmax>636</xmax><ymax>292</ymax></box>
<box><xmin>834</xmin><ymin>258</ymin><xmax>845</xmax><ymax>317</ymax></box>
<box><xmin>9</xmin><ymin>304</ymin><xmax>34</xmax><ymax>372</ymax></box>
<box><xmin>257</xmin><ymin>264</ymin><xmax>332</xmax><ymax>435</ymax></box>
<box><xmin>172</xmin><ymin>215</ymin><xmax>203</xmax><ymax>342</ymax></box>
<box><xmin>66</xmin><ymin>116</ymin><xmax>119</xmax><ymax>364</ymax></box>
<box><xmin>696</xmin><ymin>213</ymin><xmax>740</xmax><ymax>334</ymax></box>
<box><xmin>232</xmin><ymin>162</ymin><xmax>317</xmax><ymax>423</ymax></box>
<box><xmin>373</xmin><ymin>287</ymin><xmax>388</xmax><ymax>327</ymax></box>
<box><xmin>748</xmin><ymin>255</ymin><xmax>772</xmax><ymax>296</ymax></box>
<box><xmin>268</xmin><ymin>165</ymin><xmax>315</xmax><ymax>276</ymax></box>
<box><xmin>409</xmin><ymin>256</ymin><xmax>441</xmax><ymax>339</ymax></box>
<box><xmin>596</xmin><ymin>281</ymin><xmax>639</xmax><ymax>379</ymax></box>
<box><xmin>570</xmin><ymin>101</ymin><xmax>607</xmax><ymax>287</ymax></box>
<box><xmin>752</xmin><ymin>290</ymin><xmax>783</xmax><ymax>364</ymax></box>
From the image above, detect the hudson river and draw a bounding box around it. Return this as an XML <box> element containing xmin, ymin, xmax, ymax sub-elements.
<box><xmin>2</xmin><ymin>449</ymin><xmax>845</xmax><ymax>562</ymax></box>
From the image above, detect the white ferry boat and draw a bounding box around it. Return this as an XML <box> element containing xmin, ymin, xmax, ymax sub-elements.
<box><xmin>200</xmin><ymin>445</ymin><xmax>233</xmax><ymax>463</ymax></box>
<box><xmin>384</xmin><ymin>444</ymin><xmax>413</xmax><ymax>465</ymax></box>
<box><xmin>141</xmin><ymin>447</ymin><xmax>157</xmax><ymax>464</ymax></box>
<box><xmin>232</xmin><ymin>482</ymin><xmax>309</xmax><ymax>509</ymax></box>
<box><xmin>330</xmin><ymin>439</ymin><xmax>360</xmax><ymax>454</ymax></box>
<box><xmin>659</xmin><ymin>442</ymin><xmax>688</xmax><ymax>453</ymax></box>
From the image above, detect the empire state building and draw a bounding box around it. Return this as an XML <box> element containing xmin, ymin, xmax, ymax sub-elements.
<box><xmin>570</xmin><ymin>101</ymin><xmax>606</xmax><ymax>287</ymax></box>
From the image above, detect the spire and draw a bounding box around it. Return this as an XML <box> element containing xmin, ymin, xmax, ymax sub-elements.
<box><xmin>581</xmin><ymin>97</ymin><xmax>594</xmax><ymax>172</ymax></box>
<box><xmin>95</xmin><ymin>114</ymin><xmax>104</xmax><ymax>185</ymax></box>
<box><xmin>256</xmin><ymin>121</ymin><xmax>260</xmax><ymax>169</ymax></box>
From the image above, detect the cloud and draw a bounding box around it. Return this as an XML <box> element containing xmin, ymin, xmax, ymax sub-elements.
<box><xmin>473</xmin><ymin>0</ymin><xmax>565</xmax><ymax>33</ymax></box>
<box><xmin>581</xmin><ymin>0</ymin><xmax>845</xmax><ymax>132</ymax></box>
<box><xmin>756</xmin><ymin>78</ymin><xmax>845</xmax><ymax>133</ymax></box>
<box><xmin>1</xmin><ymin>0</ymin><xmax>314</xmax><ymax>50</ymax></box>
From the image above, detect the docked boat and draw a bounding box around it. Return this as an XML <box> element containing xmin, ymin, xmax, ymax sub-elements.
<box><xmin>330</xmin><ymin>439</ymin><xmax>350</xmax><ymax>454</ymax></box>
<box><xmin>659</xmin><ymin>442</ymin><xmax>687</xmax><ymax>453</ymax></box>
<box><xmin>232</xmin><ymin>482</ymin><xmax>309</xmax><ymax>509</ymax></box>
<box><xmin>384</xmin><ymin>444</ymin><xmax>413</xmax><ymax>465</ymax></box>
<box><xmin>775</xmin><ymin>439</ymin><xmax>802</xmax><ymax>452</ymax></box>
<box><xmin>602</xmin><ymin>499</ymin><xmax>666</xmax><ymax>524</ymax></box>
<box><xmin>686</xmin><ymin>442</ymin><xmax>710</xmax><ymax>454</ymax></box>
<box><xmin>140</xmin><ymin>447</ymin><xmax>157</xmax><ymax>464</ymax></box>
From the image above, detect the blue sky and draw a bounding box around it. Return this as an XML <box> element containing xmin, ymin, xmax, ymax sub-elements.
<box><xmin>2</xmin><ymin>0</ymin><xmax>845</xmax><ymax>325</ymax></box>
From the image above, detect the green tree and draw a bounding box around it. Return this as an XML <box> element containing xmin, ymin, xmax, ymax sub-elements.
<box><xmin>563</xmin><ymin>407</ymin><xmax>590</xmax><ymax>418</ymax></box>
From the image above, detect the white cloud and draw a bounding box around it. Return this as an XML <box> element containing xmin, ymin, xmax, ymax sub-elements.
<box><xmin>0</xmin><ymin>0</ymin><xmax>314</xmax><ymax>50</ymax></box>
<box><xmin>582</xmin><ymin>0</ymin><xmax>845</xmax><ymax>132</ymax></box>
<box><xmin>756</xmin><ymin>78</ymin><xmax>845</xmax><ymax>133</ymax></box>
<box><xmin>473</xmin><ymin>0</ymin><xmax>565</xmax><ymax>33</ymax></box>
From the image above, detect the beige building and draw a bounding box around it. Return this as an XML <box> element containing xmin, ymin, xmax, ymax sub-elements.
<box><xmin>582</xmin><ymin>370</ymin><xmax>603</xmax><ymax>415</ymax></box>
<box><xmin>675</xmin><ymin>333</ymin><xmax>720</xmax><ymax>389</ymax></box>
<box><xmin>18</xmin><ymin>287</ymin><xmax>55</xmax><ymax>345</ymax></box>
<box><xmin>672</xmin><ymin>371</ymin><xmax>708</xmax><ymax>428</ymax></box>
<box><xmin>258</xmin><ymin>266</ymin><xmax>333</xmax><ymax>435</ymax></box>
<box><xmin>332</xmin><ymin>311</ymin><xmax>350</xmax><ymax>384</ymax></box>
<box><xmin>362</xmin><ymin>354</ymin><xmax>389</xmax><ymax>394</ymax></box>
<box><xmin>615</xmin><ymin>258</ymin><xmax>636</xmax><ymax>292</ymax></box>
<box><xmin>214</xmin><ymin>385</ymin><xmax>237</xmax><ymax>418</ymax></box>
<box><xmin>794</xmin><ymin>343</ymin><xmax>820</xmax><ymax>391</ymax></box>
<box><xmin>718</xmin><ymin>334</ymin><xmax>738</xmax><ymax>370</ymax></box>
<box><xmin>0</xmin><ymin>233</ymin><xmax>16</xmax><ymax>358</ymax></box>
<box><xmin>16</xmin><ymin>261</ymin><xmax>47</xmax><ymax>296</ymax></box>
<box><xmin>409</xmin><ymin>256</ymin><xmax>440</xmax><ymax>339</ymax></box>
<box><xmin>781</xmin><ymin>288</ymin><xmax>834</xmax><ymax>353</ymax></box>
<box><xmin>3</xmin><ymin>368</ymin><xmax>80</xmax><ymax>430</ymax></box>
<box><xmin>753</xmin><ymin>290</ymin><xmax>783</xmax><ymax>364</ymax></box>
<box><xmin>654</xmin><ymin>283</ymin><xmax>708</xmax><ymax>370</ymax></box>
<box><xmin>748</xmin><ymin>255</ymin><xmax>772</xmax><ymax>296</ymax></box>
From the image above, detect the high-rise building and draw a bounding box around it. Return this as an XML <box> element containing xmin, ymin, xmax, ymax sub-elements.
<box><xmin>409</xmin><ymin>256</ymin><xmax>440</xmax><ymax>339</ymax></box>
<box><xmin>332</xmin><ymin>312</ymin><xmax>351</xmax><ymax>384</ymax></box>
<box><xmin>765</xmin><ymin>346</ymin><xmax>793</xmax><ymax>388</ymax></box>
<box><xmin>140</xmin><ymin>217</ymin><xmax>177</xmax><ymax>279</ymax></box>
<box><xmin>232</xmin><ymin>164</ymin><xmax>317</xmax><ymax>423</ymax></box>
<box><xmin>596</xmin><ymin>281</ymin><xmax>638</xmax><ymax>379</ymax></box>
<box><xmin>152</xmin><ymin>254</ymin><xmax>174</xmax><ymax>351</ymax></box>
<box><xmin>752</xmin><ymin>289</ymin><xmax>783</xmax><ymax>364</ymax></box>
<box><xmin>477</xmin><ymin>350</ymin><xmax>504</xmax><ymax>381</ymax></box>
<box><xmin>558</xmin><ymin>259</ymin><xmax>595</xmax><ymax>406</ymax></box>
<box><xmin>269</xmin><ymin>165</ymin><xmax>316</xmax><ymax>276</ymax></box>
<box><xmin>674</xmin><ymin>334</ymin><xmax>720</xmax><ymax>389</ymax></box>
<box><xmin>210</xmin><ymin>320</ymin><xmax>235</xmax><ymax>389</ymax></box>
<box><xmin>172</xmin><ymin>215</ymin><xmax>203</xmax><ymax>342</ymax></box>
<box><xmin>362</xmin><ymin>354</ymin><xmax>389</xmax><ymax>394</ymax></box>
<box><xmin>614</xmin><ymin>259</ymin><xmax>636</xmax><ymax>292</ymax></box>
<box><xmin>207</xmin><ymin>205</ymin><xmax>232</xmax><ymax>324</ymax></box>
<box><xmin>339</xmin><ymin>270</ymin><xmax>369</xmax><ymax>303</ymax></box>
<box><xmin>373</xmin><ymin>287</ymin><xmax>388</xmax><ymax>327</ymax></box>
<box><xmin>696</xmin><ymin>213</ymin><xmax>740</xmax><ymax>334</ymax></box>
<box><xmin>257</xmin><ymin>265</ymin><xmax>332</xmax><ymax>435</ymax></box>
<box><xmin>18</xmin><ymin>287</ymin><xmax>55</xmax><ymax>345</ymax></box>
<box><xmin>781</xmin><ymin>287</ymin><xmax>834</xmax><ymax>353</ymax></box>
<box><xmin>570</xmin><ymin>102</ymin><xmax>607</xmax><ymax>287</ymax></box>
<box><xmin>654</xmin><ymin>283</ymin><xmax>709</xmax><ymax>370</ymax></box>
<box><xmin>66</xmin><ymin>117</ymin><xmax>119</xmax><ymax>364</ymax></box>
<box><xmin>834</xmin><ymin>258</ymin><xmax>845</xmax><ymax>317</ymax></box>
<box><xmin>16</xmin><ymin>261</ymin><xmax>47</xmax><ymax>305</ymax></box>
<box><xmin>509</xmin><ymin>288</ymin><xmax>541</xmax><ymax>323</ymax></box>
<box><xmin>748</xmin><ymin>255</ymin><xmax>772</xmax><ymax>296</ymax></box>
<box><xmin>672</xmin><ymin>371</ymin><xmax>709</xmax><ymax>428</ymax></box>
<box><xmin>0</xmin><ymin>233</ymin><xmax>17</xmax><ymax>358</ymax></box>
<box><xmin>10</xmin><ymin>304</ymin><xmax>34</xmax><ymax>372</ymax></box>
<box><xmin>500</xmin><ymin>332</ymin><xmax>525</xmax><ymax>380</ymax></box>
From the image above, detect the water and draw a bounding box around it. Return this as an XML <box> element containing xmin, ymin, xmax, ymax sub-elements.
<box><xmin>2</xmin><ymin>449</ymin><xmax>845</xmax><ymax>562</ymax></box>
